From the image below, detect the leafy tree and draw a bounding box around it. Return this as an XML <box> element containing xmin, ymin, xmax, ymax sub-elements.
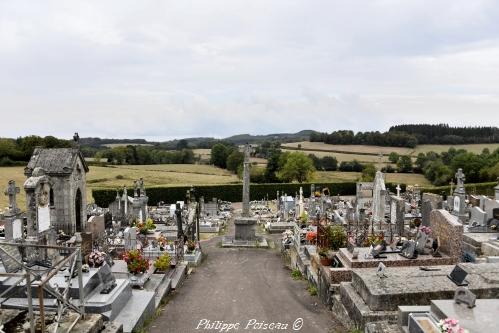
<box><xmin>397</xmin><ymin>155</ymin><xmax>413</xmax><ymax>173</ymax></box>
<box><xmin>321</xmin><ymin>156</ymin><xmax>338</xmax><ymax>171</ymax></box>
<box><xmin>264</xmin><ymin>148</ymin><xmax>282</xmax><ymax>182</ymax></box>
<box><xmin>226</xmin><ymin>150</ymin><xmax>244</xmax><ymax>173</ymax></box>
<box><xmin>277</xmin><ymin>152</ymin><xmax>315</xmax><ymax>182</ymax></box>
<box><xmin>210</xmin><ymin>143</ymin><xmax>232</xmax><ymax>168</ymax></box>
<box><xmin>360</xmin><ymin>164</ymin><xmax>376</xmax><ymax>181</ymax></box>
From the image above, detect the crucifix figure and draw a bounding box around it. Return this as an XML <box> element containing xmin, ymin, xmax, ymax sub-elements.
<box><xmin>4</xmin><ymin>180</ymin><xmax>20</xmax><ymax>214</ymax></box>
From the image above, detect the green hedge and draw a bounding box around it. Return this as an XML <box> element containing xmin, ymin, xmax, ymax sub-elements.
<box><xmin>419</xmin><ymin>182</ymin><xmax>497</xmax><ymax>197</ymax></box>
<box><xmin>92</xmin><ymin>181</ymin><xmax>497</xmax><ymax>207</ymax></box>
<box><xmin>92</xmin><ymin>181</ymin><xmax>410</xmax><ymax>207</ymax></box>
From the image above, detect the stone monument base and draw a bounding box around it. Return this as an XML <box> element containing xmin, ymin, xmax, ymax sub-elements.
<box><xmin>234</xmin><ymin>217</ymin><xmax>257</xmax><ymax>241</ymax></box>
<box><xmin>221</xmin><ymin>236</ymin><xmax>268</xmax><ymax>248</ymax></box>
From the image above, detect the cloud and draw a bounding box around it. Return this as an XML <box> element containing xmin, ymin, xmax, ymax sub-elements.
<box><xmin>0</xmin><ymin>0</ymin><xmax>498</xmax><ymax>140</ymax></box>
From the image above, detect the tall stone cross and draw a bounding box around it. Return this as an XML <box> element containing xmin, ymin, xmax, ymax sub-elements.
<box><xmin>396</xmin><ymin>184</ymin><xmax>401</xmax><ymax>198</ymax></box>
<box><xmin>4</xmin><ymin>180</ymin><xmax>20</xmax><ymax>214</ymax></box>
<box><xmin>242</xmin><ymin>144</ymin><xmax>251</xmax><ymax>217</ymax></box>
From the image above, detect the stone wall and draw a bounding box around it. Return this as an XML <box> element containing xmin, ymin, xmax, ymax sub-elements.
<box><xmin>430</xmin><ymin>209</ymin><xmax>463</xmax><ymax>261</ymax></box>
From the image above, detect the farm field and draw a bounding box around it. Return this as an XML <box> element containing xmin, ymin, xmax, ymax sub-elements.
<box><xmin>281</xmin><ymin>149</ymin><xmax>392</xmax><ymax>164</ymax></box>
<box><xmin>0</xmin><ymin>164</ymin><xmax>239</xmax><ymax>210</ymax></box>
<box><xmin>313</xmin><ymin>171</ymin><xmax>432</xmax><ymax>186</ymax></box>
<box><xmin>283</xmin><ymin>141</ymin><xmax>499</xmax><ymax>157</ymax></box>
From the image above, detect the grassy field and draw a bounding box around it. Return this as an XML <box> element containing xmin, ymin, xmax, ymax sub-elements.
<box><xmin>282</xmin><ymin>149</ymin><xmax>392</xmax><ymax>164</ymax></box>
<box><xmin>0</xmin><ymin>164</ymin><xmax>240</xmax><ymax>210</ymax></box>
<box><xmin>313</xmin><ymin>171</ymin><xmax>431</xmax><ymax>186</ymax></box>
<box><xmin>283</xmin><ymin>141</ymin><xmax>499</xmax><ymax>157</ymax></box>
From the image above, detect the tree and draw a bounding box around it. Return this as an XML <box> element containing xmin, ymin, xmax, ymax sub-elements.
<box><xmin>264</xmin><ymin>149</ymin><xmax>282</xmax><ymax>182</ymax></box>
<box><xmin>226</xmin><ymin>150</ymin><xmax>244</xmax><ymax>173</ymax></box>
<box><xmin>360</xmin><ymin>164</ymin><xmax>376</xmax><ymax>181</ymax></box>
<box><xmin>388</xmin><ymin>152</ymin><xmax>400</xmax><ymax>164</ymax></box>
<box><xmin>210</xmin><ymin>143</ymin><xmax>231</xmax><ymax>168</ymax></box>
<box><xmin>321</xmin><ymin>156</ymin><xmax>338</xmax><ymax>171</ymax></box>
<box><xmin>277</xmin><ymin>152</ymin><xmax>315</xmax><ymax>182</ymax></box>
<box><xmin>397</xmin><ymin>155</ymin><xmax>413</xmax><ymax>173</ymax></box>
<box><xmin>176</xmin><ymin>139</ymin><xmax>188</xmax><ymax>150</ymax></box>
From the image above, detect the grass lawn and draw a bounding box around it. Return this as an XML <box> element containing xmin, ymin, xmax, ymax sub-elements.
<box><xmin>0</xmin><ymin>164</ymin><xmax>240</xmax><ymax>210</ymax></box>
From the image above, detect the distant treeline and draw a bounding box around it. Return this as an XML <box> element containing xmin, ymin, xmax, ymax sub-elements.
<box><xmin>0</xmin><ymin>135</ymin><xmax>195</xmax><ymax>166</ymax></box>
<box><xmin>97</xmin><ymin>145</ymin><xmax>194</xmax><ymax>165</ymax></box>
<box><xmin>0</xmin><ymin>136</ymin><xmax>72</xmax><ymax>166</ymax></box>
<box><xmin>310</xmin><ymin>124</ymin><xmax>499</xmax><ymax>147</ymax></box>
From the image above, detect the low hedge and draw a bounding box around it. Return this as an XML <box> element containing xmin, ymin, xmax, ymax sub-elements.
<box><xmin>92</xmin><ymin>181</ymin><xmax>408</xmax><ymax>207</ymax></box>
<box><xmin>419</xmin><ymin>182</ymin><xmax>497</xmax><ymax>197</ymax></box>
<box><xmin>92</xmin><ymin>181</ymin><xmax>498</xmax><ymax>208</ymax></box>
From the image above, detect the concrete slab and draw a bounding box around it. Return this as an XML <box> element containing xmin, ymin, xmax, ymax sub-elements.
<box><xmin>113</xmin><ymin>290</ymin><xmax>155</xmax><ymax>333</ymax></box>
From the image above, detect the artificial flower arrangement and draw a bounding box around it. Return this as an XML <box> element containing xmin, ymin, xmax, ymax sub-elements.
<box><xmin>123</xmin><ymin>249</ymin><xmax>150</xmax><ymax>274</ymax></box>
<box><xmin>88</xmin><ymin>249</ymin><xmax>106</xmax><ymax>268</ymax></box>
<box><xmin>154</xmin><ymin>252</ymin><xmax>171</xmax><ymax>272</ymax></box>
<box><xmin>437</xmin><ymin>318</ymin><xmax>469</xmax><ymax>333</ymax></box>
<box><xmin>420</xmin><ymin>226</ymin><xmax>432</xmax><ymax>235</ymax></box>
<box><xmin>135</xmin><ymin>218</ymin><xmax>156</xmax><ymax>235</ymax></box>
<box><xmin>158</xmin><ymin>235</ymin><xmax>170</xmax><ymax>250</ymax></box>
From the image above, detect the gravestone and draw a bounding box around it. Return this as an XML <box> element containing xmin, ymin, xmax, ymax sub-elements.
<box><xmin>124</xmin><ymin>227</ymin><xmax>137</xmax><ymax>250</ymax></box>
<box><xmin>454</xmin><ymin>287</ymin><xmax>476</xmax><ymax>308</ymax></box>
<box><xmin>469</xmin><ymin>206</ymin><xmax>487</xmax><ymax>227</ymax></box>
<box><xmin>430</xmin><ymin>209</ymin><xmax>463</xmax><ymax>262</ymax></box>
<box><xmin>421</xmin><ymin>200</ymin><xmax>433</xmax><ymax>227</ymax></box>
<box><xmin>242</xmin><ymin>144</ymin><xmax>251</xmax><ymax>217</ymax></box>
<box><xmin>390</xmin><ymin>195</ymin><xmax>405</xmax><ymax>236</ymax></box>
<box><xmin>3</xmin><ymin>218</ymin><xmax>23</xmax><ymax>240</ymax></box>
<box><xmin>81</xmin><ymin>232</ymin><xmax>93</xmax><ymax>258</ymax></box>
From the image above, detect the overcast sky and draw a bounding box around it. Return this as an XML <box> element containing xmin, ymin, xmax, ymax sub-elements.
<box><xmin>1</xmin><ymin>0</ymin><xmax>498</xmax><ymax>141</ymax></box>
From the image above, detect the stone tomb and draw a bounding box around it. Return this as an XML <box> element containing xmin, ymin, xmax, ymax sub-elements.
<box><xmin>332</xmin><ymin>262</ymin><xmax>499</xmax><ymax>329</ymax></box>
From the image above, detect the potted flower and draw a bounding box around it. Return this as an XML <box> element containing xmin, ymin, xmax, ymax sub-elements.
<box><xmin>154</xmin><ymin>253</ymin><xmax>171</xmax><ymax>273</ymax></box>
<box><xmin>187</xmin><ymin>240</ymin><xmax>196</xmax><ymax>253</ymax></box>
<box><xmin>327</xmin><ymin>225</ymin><xmax>347</xmax><ymax>251</ymax></box>
<box><xmin>135</xmin><ymin>218</ymin><xmax>156</xmax><ymax>235</ymax></box>
<box><xmin>318</xmin><ymin>247</ymin><xmax>332</xmax><ymax>266</ymax></box>
<box><xmin>158</xmin><ymin>235</ymin><xmax>169</xmax><ymax>251</ymax></box>
<box><xmin>123</xmin><ymin>249</ymin><xmax>150</xmax><ymax>274</ymax></box>
<box><xmin>88</xmin><ymin>250</ymin><xmax>106</xmax><ymax>268</ymax></box>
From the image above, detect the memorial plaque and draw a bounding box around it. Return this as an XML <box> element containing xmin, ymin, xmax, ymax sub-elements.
<box><xmin>12</xmin><ymin>219</ymin><xmax>23</xmax><ymax>239</ymax></box>
<box><xmin>448</xmin><ymin>265</ymin><xmax>468</xmax><ymax>286</ymax></box>
<box><xmin>454</xmin><ymin>287</ymin><xmax>476</xmax><ymax>308</ymax></box>
<box><xmin>0</xmin><ymin>243</ymin><xmax>23</xmax><ymax>273</ymax></box>
<box><xmin>81</xmin><ymin>232</ymin><xmax>93</xmax><ymax>258</ymax></box>
<box><xmin>38</xmin><ymin>206</ymin><xmax>50</xmax><ymax>232</ymax></box>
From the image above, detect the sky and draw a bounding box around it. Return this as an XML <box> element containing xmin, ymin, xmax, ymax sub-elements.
<box><xmin>1</xmin><ymin>0</ymin><xmax>499</xmax><ymax>141</ymax></box>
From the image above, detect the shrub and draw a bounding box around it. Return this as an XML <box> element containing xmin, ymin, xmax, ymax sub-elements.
<box><xmin>291</xmin><ymin>269</ymin><xmax>302</xmax><ymax>280</ymax></box>
<box><xmin>154</xmin><ymin>253</ymin><xmax>171</xmax><ymax>271</ymax></box>
<box><xmin>327</xmin><ymin>225</ymin><xmax>347</xmax><ymax>251</ymax></box>
<box><xmin>307</xmin><ymin>284</ymin><xmax>318</xmax><ymax>296</ymax></box>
